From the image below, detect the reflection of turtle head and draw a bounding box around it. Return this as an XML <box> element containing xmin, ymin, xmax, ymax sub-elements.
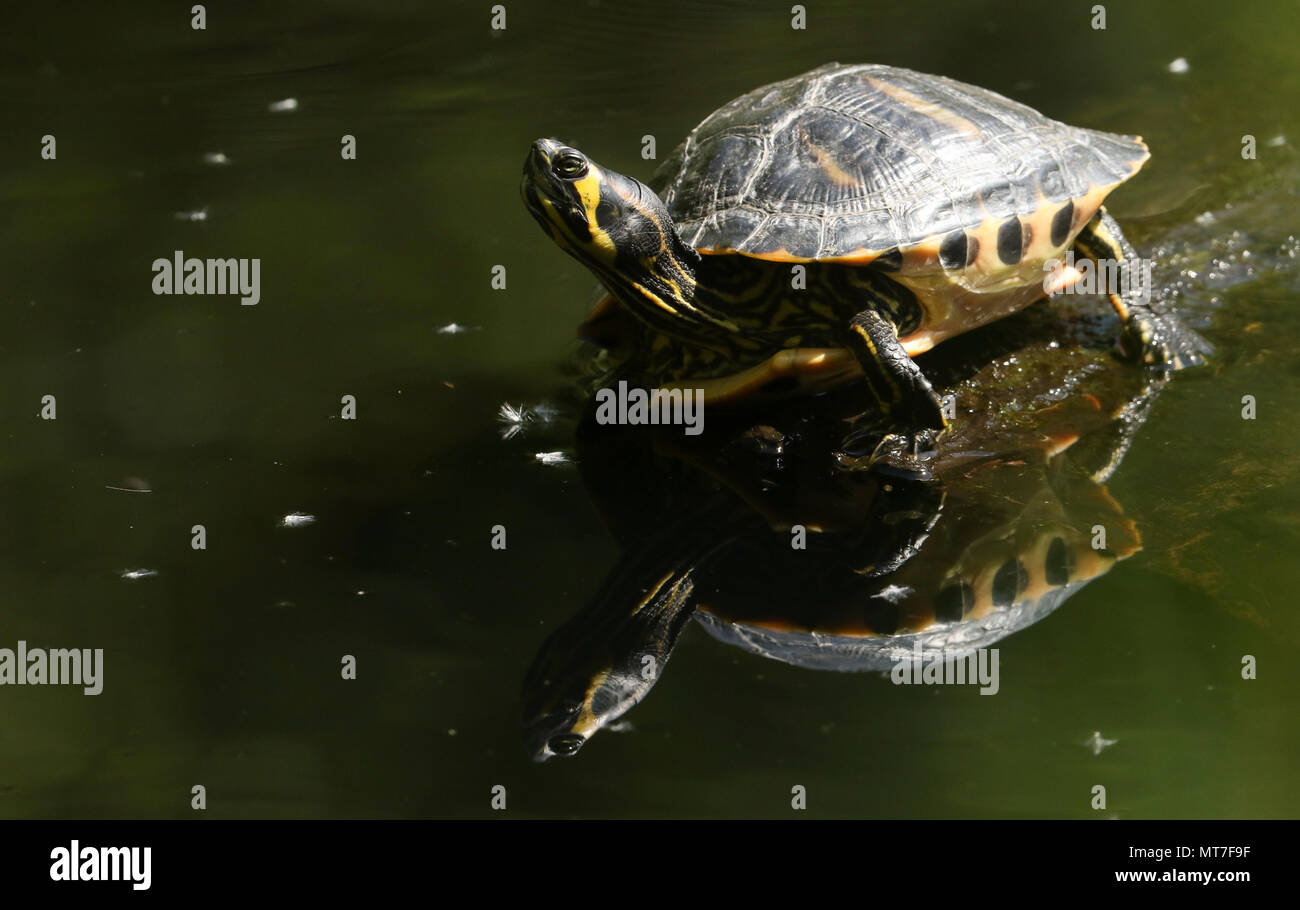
<box><xmin>523</xmin><ymin>554</ymin><xmax>698</xmax><ymax>761</ymax></box>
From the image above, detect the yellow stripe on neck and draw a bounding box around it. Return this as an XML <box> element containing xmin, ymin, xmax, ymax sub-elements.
<box><xmin>573</xmin><ymin>168</ymin><xmax>618</xmax><ymax>259</ymax></box>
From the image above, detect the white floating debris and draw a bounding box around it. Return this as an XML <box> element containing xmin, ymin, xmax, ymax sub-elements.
<box><xmin>1084</xmin><ymin>730</ymin><xmax>1118</xmax><ymax>755</ymax></box>
<box><xmin>1194</xmin><ymin>211</ymin><xmax>1216</xmax><ymax>227</ymax></box>
<box><xmin>268</xmin><ymin>97</ymin><xmax>298</xmax><ymax>113</ymax></box>
<box><xmin>534</xmin><ymin>451</ymin><xmax>570</xmax><ymax>466</ymax></box>
<box><xmin>174</xmin><ymin>207</ymin><xmax>209</xmax><ymax>222</ymax></box>
<box><xmin>532</xmin><ymin>403</ymin><xmax>560</xmax><ymax>423</ymax></box>
<box><xmin>500</xmin><ymin>401</ymin><xmax>560</xmax><ymax>440</ymax></box>
<box><xmin>1267</xmin><ymin>135</ymin><xmax>1286</xmax><ymax>147</ymax></box>
<box><xmin>499</xmin><ymin>402</ymin><xmax>530</xmax><ymax>424</ymax></box>
<box><xmin>436</xmin><ymin>322</ymin><xmax>480</xmax><ymax>335</ymax></box>
<box><xmin>279</xmin><ymin>512</ymin><xmax>316</xmax><ymax>528</ymax></box>
<box><xmin>871</xmin><ymin>584</ymin><xmax>914</xmax><ymax>604</ymax></box>
<box><xmin>202</xmin><ymin>152</ymin><xmax>230</xmax><ymax>165</ymax></box>
<box><xmin>1167</xmin><ymin>57</ymin><xmax>1190</xmax><ymax>74</ymax></box>
<box><xmin>499</xmin><ymin>402</ymin><xmax>533</xmax><ymax>440</ymax></box>
<box><xmin>104</xmin><ymin>478</ymin><xmax>153</xmax><ymax>493</ymax></box>
<box><xmin>121</xmin><ymin>569</ymin><xmax>159</xmax><ymax>580</ymax></box>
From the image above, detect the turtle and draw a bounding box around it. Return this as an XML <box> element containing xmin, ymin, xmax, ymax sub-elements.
<box><xmin>521</xmin><ymin>63</ymin><xmax>1210</xmax><ymax>440</ymax></box>
<box><xmin>521</xmin><ymin>321</ymin><xmax>1159</xmax><ymax>760</ymax></box>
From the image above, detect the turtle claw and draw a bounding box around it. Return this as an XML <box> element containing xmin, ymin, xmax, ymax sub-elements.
<box><xmin>1122</xmin><ymin>312</ymin><xmax>1212</xmax><ymax>372</ymax></box>
<box><xmin>835</xmin><ymin>426</ymin><xmax>938</xmax><ymax>482</ymax></box>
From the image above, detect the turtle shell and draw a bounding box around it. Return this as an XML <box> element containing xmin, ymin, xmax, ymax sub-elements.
<box><xmin>657</xmin><ymin>63</ymin><xmax>1148</xmax><ymax>273</ymax></box>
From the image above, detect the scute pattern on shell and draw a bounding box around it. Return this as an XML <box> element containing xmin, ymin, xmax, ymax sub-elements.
<box><xmin>658</xmin><ymin>63</ymin><xmax>1149</xmax><ymax>261</ymax></box>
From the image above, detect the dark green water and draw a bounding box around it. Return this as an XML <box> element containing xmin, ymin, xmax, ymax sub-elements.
<box><xmin>1</xmin><ymin>0</ymin><xmax>1297</xmax><ymax>817</ymax></box>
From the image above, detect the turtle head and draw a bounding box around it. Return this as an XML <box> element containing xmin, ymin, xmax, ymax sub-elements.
<box><xmin>521</xmin><ymin>550</ymin><xmax>697</xmax><ymax>762</ymax></box>
<box><xmin>522</xmin><ymin>139</ymin><xmax>709</xmax><ymax>334</ymax></box>
<box><xmin>521</xmin><ymin>657</ymin><xmax>655</xmax><ymax>763</ymax></box>
<box><xmin>521</xmin><ymin>626</ymin><xmax>665</xmax><ymax>763</ymax></box>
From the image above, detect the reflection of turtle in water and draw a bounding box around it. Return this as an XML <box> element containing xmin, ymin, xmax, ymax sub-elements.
<box><xmin>523</xmin><ymin>328</ymin><xmax>1158</xmax><ymax>760</ymax></box>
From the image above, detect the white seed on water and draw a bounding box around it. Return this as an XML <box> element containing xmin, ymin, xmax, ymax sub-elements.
<box><xmin>437</xmin><ymin>322</ymin><xmax>479</xmax><ymax>334</ymax></box>
<box><xmin>872</xmin><ymin>584</ymin><xmax>914</xmax><ymax>603</ymax></box>
<box><xmin>1084</xmin><ymin>730</ymin><xmax>1118</xmax><ymax>755</ymax></box>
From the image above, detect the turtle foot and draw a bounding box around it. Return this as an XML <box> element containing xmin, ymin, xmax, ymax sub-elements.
<box><xmin>835</xmin><ymin>426</ymin><xmax>939</xmax><ymax>482</ymax></box>
<box><xmin>1122</xmin><ymin>310</ymin><xmax>1213</xmax><ymax>372</ymax></box>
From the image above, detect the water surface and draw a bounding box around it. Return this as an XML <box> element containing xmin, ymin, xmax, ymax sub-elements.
<box><xmin>1</xmin><ymin>0</ymin><xmax>1297</xmax><ymax>817</ymax></box>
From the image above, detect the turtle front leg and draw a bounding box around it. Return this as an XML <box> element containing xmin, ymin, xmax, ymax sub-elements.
<box><xmin>835</xmin><ymin>308</ymin><xmax>946</xmax><ymax>479</ymax></box>
<box><xmin>841</xmin><ymin>308</ymin><xmax>947</xmax><ymax>430</ymax></box>
<box><xmin>1073</xmin><ymin>207</ymin><xmax>1212</xmax><ymax>370</ymax></box>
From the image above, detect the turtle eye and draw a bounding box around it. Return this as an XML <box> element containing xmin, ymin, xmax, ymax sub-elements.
<box><xmin>552</xmin><ymin>150</ymin><xmax>588</xmax><ymax>180</ymax></box>
<box><xmin>548</xmin><ymin>733</ymin><xmax>586</xmax><ymax>756</ymax></box>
